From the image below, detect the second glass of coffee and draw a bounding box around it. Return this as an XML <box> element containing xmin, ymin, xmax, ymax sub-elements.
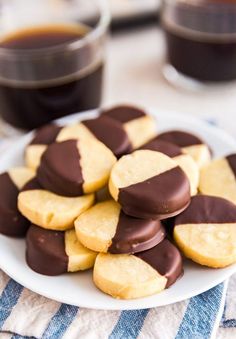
<box><xmin>161</xmin><ymin>0</ymin><xmax>236</xmax><ymax>86</ymax></box>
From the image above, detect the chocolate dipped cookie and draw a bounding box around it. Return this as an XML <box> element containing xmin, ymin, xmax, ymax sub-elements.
<box><xmin>109</xmin><ymin>150</ymin><xmax>191</xmax><ymax>219</ymax></box>
<box><xmin>199</xmin><ymin>154</ymin><xmax>236</xmax><ymax>204</ymax></box>
<box><xmin>56</xmin><ymin>116</ymin><xmax>132</xmax><ymax>158</ymax></box>
<box><xmin>37</xmin><ymin>138</ymin><xmax>116</xmax><ymax>197</ymax></box>
<box><xmin>25</xmin><ymin>123</ymin><xmax>62</xmax><ymax>170</ymax></box>
<box><xmin>26</xmin><ymin>225</ymin><xmax>97</xmax><ymax>276</ymax></box>
<box><xmin>158</xmin><ymin>130</ymin><xmax>211</xmax><ymax>168</ymax></box>
<box><xmin>139</xmin><ymin>139</ymin><xmax>199</xmax><ymax>195</ymax></box>
<box><xmin>174</xmin><ymin>195</ymin><xmax>236</xmax><ymax>268</ymax></box>
<box><xmin>75</xmin><ymin>200</ymin><xmax>165</xmax><ymax>254</ymax></box>
<box><xmin>101</xmin><ymin>105</ymin><xmax>156</xmax><ymax>149</ymax></box>
<box><xmin>0</xmin><ymin>167</ymin><xmax>35</xmax><ymax>237</ymax></box>
<box><xmin>82</xmin><ymin>116</ymin><xmax>132</xmax><ymax>157</ymax></box>
<box><xmin>93</xmin><ymin>239</ymin><xmax>182</xmax><ymax>299</ymax></box>
<box><xmin>18</xmin><ymin>178</ymin><xmax>94</xmax><ymax>231</ymax></box>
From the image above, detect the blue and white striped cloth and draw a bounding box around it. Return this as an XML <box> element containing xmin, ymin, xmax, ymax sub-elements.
<box><xmin>0</xmin><ymin>269</ymin><xmax>234</xmax><ymax>339</ymax></box>
<box><xmin>0</xmin><ymin>118</ymin><xmax>236</xmax><ymax>339</ymax></box>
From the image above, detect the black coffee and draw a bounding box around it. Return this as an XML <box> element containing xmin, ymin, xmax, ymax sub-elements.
<box><xmin>0</xmin><ymin>25</ymin><xmax>103</xmax><ymax>129</ymax></box>
<box><xmin>163</xmin><ymin>2</ymin><xmax>236</xmax><ymax>82</ymax></box>
<box><xmin>164</xmin><ymin>29</ymin><xmax>236</xmax><ymax>82</ymax></box>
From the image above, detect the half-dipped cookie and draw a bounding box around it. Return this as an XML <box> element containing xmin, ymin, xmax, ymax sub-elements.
<box><xmin>75</xmin><ymin>200</ymin><xmax>165</xmax><ymax>254</ymax></box>
<box><xmin>93</xmin><ymin>239</ymin><xmax>182</xmax><ymax>299</ymax></box>
<box><xmin>174</xmin><ymin>195</ymin><xmax>236</xmax><ymax>268</ymax></box>
<box><xmin>109</xmin><ymin>150</ymin><xmax>191</xmax><ymax>219</ymax></box>
<box><xmin>18</xmin><ymin>178</ymin><xmax>94</xmax><ymax>231</ymax></box>
<box><xmin>26</xmin><ymin>225</ymin><xmax>97</xmax><ymax>276</ymax></box>
<box><xmin>82</xmin><ymin>116</ymin><xmax>132</xmax><ymax>157</ymax></box>
<box><xmin>25</xmin><ymin>123</ymin><xmax>62</xmax><ymax>170</ymax></box>
<box><xmin>139</xmin><ymin>139</ymin><xmax>199</xmax><ymax>195</ymax></box>
<box><xmin>158</xmin><ymin>130</ymin><xmax>211</xmax><ymax>168</ymax></box>
<box><xmin>199</xmin><ymin>154</ymin><xmax>236</xmax><ymax>204</ymax></box>
<box><xmin>0</xmin><ymin>167</ymin><xmax>35</xmax><ymax>237</ymax></box>
<box><xmin>56</xmin><ymin>117</ymin><xmax>131</xmax><ymax>158</ymax></box>
<box><xmin>37</xmin><ymin>138</ymin><xmax>116</xmax><ymax>196</ymax></box>
<box><xmin>102</xmin><ymin>105</ymin><xmax>156</xmax><ymax>149</ymax></box>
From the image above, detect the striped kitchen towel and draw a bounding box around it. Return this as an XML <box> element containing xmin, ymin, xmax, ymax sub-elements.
<box><xmin>218</xmin><ymin>274</ymin><xmax>236</xmax><ymax>339</ymax></box>
<box><xmin>0</xmin><ymin>269</ymin><xmax>229</xmax><ymax>339</ymax></box>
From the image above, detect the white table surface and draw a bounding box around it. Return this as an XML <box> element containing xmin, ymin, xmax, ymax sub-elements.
<box><xmin>105</xmin><ymin>25</ymin><xmax>236</xmax><ymax>138</ymax></box>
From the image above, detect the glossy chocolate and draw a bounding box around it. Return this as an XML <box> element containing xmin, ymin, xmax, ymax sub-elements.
<box><xmin>175</xmin><ymin>195</ymin><xmax>236</xmax><ymax>225</ymax></box>
<box><xmin>0</xmin><ymin>172</ymin><xmax>30</xmax><ymax>237</ymax></box>
<box><xmin>118</xmin><ymin>166</ymin><xmax>190</xmax><ymax>219</ymax></box>
<box><xmin>139</xmin><ymin>139</ymin><xmax>182</xmax><ymax>158</ymax></box>
<box><xmin>135</xmin><ymin>239</ymin><xmax>183</xmax><ymax>287</ymax></box>
<box><xmin>158</xmin><ymin>130</ymin><xmax>203</xmax><ymax>147</ymax></box>
<box><xmin>37</xmin><ymin>140</ymin><xmax>83</xmax><ymax>197</ymax></box>
<box><xmin>226</xmin><ymin>154</ymin><xmax>236</xmax><ymax>179</ymax></box>
<box><xmin>30</xmin><ymin>124</ymin><xmax>62</xmax><ymax>145</ymax></box>
<box><xmin>108</xmin><ymin>211</ymin><xmax>166</xmax><ymax>254</ymax></box>
<box><xmin>102</xmin><ymin>105</ymin><xmax>146</xmax><ymax>124</ymax></box>
<box><xmin>82</xmin><ymin>116</ymin><xmax>132</xmax><ymax>157</ymax></box>
<box><xmin>26</xmin><ymin>225</ymin><xmax>68</xmax><ymax>276</ymax></box>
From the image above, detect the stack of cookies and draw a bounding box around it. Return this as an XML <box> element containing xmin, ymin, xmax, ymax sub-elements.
<box><xmin>1</xmin><ymin>104</ymin><xmax>236</xmax><ymax>300</ymax></box>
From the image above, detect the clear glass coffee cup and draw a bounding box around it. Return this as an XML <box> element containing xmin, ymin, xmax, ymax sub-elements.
<box><xmin>0</xmin><ymin>0</ymin><xmax>110</xmax><ymax>130</ymax></box>
<box><xmin>161</xmin><ymin>0</ymin><xmax>236</xmax><ymax>87</ymax></box>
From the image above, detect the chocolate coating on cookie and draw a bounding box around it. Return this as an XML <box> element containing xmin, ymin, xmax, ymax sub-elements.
<box><xmin>26</xmin><ymin>225</ymin><xmax>68</xmax><ymax>276</ymax></box>
<box><xmin>21</xmin><ymin>177</ymin><xmax>42</xmax><ymax>191</ymax></box>
<box><xmin>135</xmin><ymin>239</ymin><xmax>183</xmax><ymax>287</ymax></box>
<box><xmin>119</xmin><ymin>167</ymin><xmax>190</xmax><ymax>219</ymax></box>
<box><xmin>139</xmin><ymin>139</ymin><xmax>182</xmax><ymax>158</ymax></box>
<box><xmin>158</xmin><ymin>130</ymin><xmax>203</xmax><ymax>148</ymax></box>
<box><xmin>175</xmin><ymin>195</ymin><xmax>236</xmax><ymax>225</ymax></box>
<box><xmin>30</xmin><ymin>124</ymin><xmax>62</xmax><ymax>145</ymax></box>
<box><xmin>108</xmin><ymin>211</ymin><xmax>166</xmax><ymax>254</ymax></box>
<box><xmin>37</xmin><ymin>140</ymin><xmax>83</xmax><ymax>197</ymax></box>
<box><xmin>82</xmin><ymin>116</ymin><xmax>132</xmax><ymax>157</ymax></box>
<box><xmin>0</xmin><ymin>173</ymin><xmax>30</xmax><ymax>237</ymax></box>
<box><xmin>226</xmin><ymin>154</ymin><xmax>236</xmax><ymax>179</ymax></box>
<box><xmin>102</xmin><ymin>105</ymin><xmax>146</xmax><ymax>123</ymax></box>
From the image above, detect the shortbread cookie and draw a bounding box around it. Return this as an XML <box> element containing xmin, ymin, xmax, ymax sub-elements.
<box><xmin>93</xmin><ymin>239</ymin><xmax>182</xmax><ymax>299</ymax></box>
<box><xmin>174</xmin><ymin>195</ymin><xmax>236</xmax><ymax>268</ymax></box>
<box><xmin>140</xmin><ymin>139</ymin><xmax>199</xmax><ymax>195</ymax></box>
<box><xmin>57</xmin><ymin>117</ymin><xmax>131</xmax><ymax>158</ymax></box>
<box><xmin>18</xmin><ymin>178</ymin><xmax>94</xmax><ymax>230</ymax></box>
<box><xmin>109</xmin><ymin>150</ymin><xmax>190</xmax><ymax>219</ymax></box>
<box><xmin>75</xmin><ymin>200</ymin><xmax>165</xmax><ymax>254</ymax></box>
<box><xmin>82</xmin><ymin>116</ymin><xmax>132</xmax><ymax>157</ymax></box>
<box><xmin>0</xmin><ymin>167</ymin><xmax>35</xmax><ymax>237</ymax></box>
<box><xmin>102</xmin><ymin>105</ymin><xmax>156</xmax><ymax>149</ymax></box>
<box><xmin>25</xmin><ymin>124</ymin><xmax>62</xmax><ymax>170</ymax></box>
<box><xmin>37</xmin><ymin>139</ymin><xmax>116</xmax><ymax>196</ymax></box>
<box><xmin>26</xmin><ymin>225</ymin><xmax>97</xmax><ymax>276</ymax></box>
<box><xmin>158</xmin><ymin>130</ymin><xmax>211</xmax><ymax>168</ymax></box>
<box><xmin>199</xmin><ymin>154</ymin><xmax>236</xmax><ymax>204</ymax></box>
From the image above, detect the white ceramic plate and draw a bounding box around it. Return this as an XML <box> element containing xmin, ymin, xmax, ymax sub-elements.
<box><xmin>0</xmin><ymin>109</ymin><xmax>236</xmax><ymax>310</ymax></box>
